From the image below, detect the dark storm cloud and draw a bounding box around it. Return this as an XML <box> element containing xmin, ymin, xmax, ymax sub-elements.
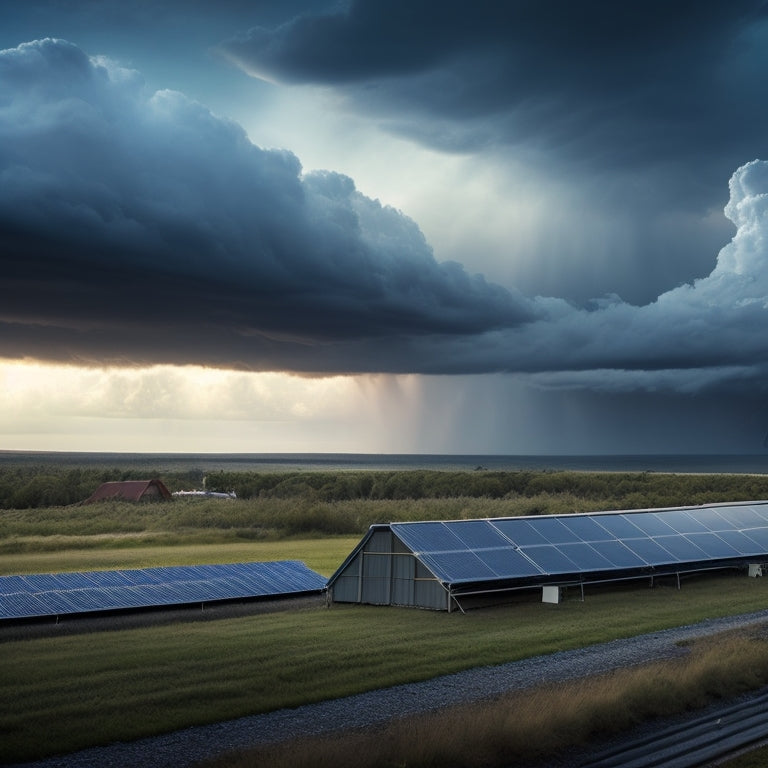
<box><xmin>223</xmin><ymin>0</ymin><xmax>767</xmax><ymax>166</ymax></box>
<box><xmin>0</xmin><ymin>39</ymin><xmax>536</xmax><ymax>371</ymax></box>
<box><xmin>4</xmin><ymin>38</ymin><xmax>768</xmax><ymax>396</ymax></box>
<box><xmin>224</xmin><ymin>0</ymin><xmax>768</xmax><ymax>306</ymax></box>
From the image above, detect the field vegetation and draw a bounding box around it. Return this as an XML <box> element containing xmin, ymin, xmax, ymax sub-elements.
<box><xmin>3</xmin><ymin>462</ymin><xmax>768</xmax><ymax>764</ymax></box>
<box><xmin>202</xmin><ymin>628</ymin><xmax>768</xmax><ymax>768</ymax></box>
<box><xmin>4</xmin><ymin>575</ymin><xmax>768</xmax><ymax>764</ymax></box>
<box><xmin>4</xmin><ymin>463</ymin><xmax>768</xmax><ymax>552</ymax></box>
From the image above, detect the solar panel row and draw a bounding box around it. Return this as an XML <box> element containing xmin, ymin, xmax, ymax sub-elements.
<box><xmin>390</xmin><ymin>504</ymin><xmax>768</xmax><ymax>584</ymax></box>
<box><xmin>0</xmin><ymin>561</ymin><xmax>326</xmax><ymax>621</ymax></box>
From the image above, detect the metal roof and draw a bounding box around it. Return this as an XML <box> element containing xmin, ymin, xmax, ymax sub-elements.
<box><xmin>83</xmin><ymin>479</ymin><xmax>172</xmax><ymax>503</ymax></box>
<box><xmin>0</xmin><ymin>561</ymin><xmax>326</xmax><ymax>621</ymax></box>
<box><xmin>329</xmin><ymin>501</ymin><xmax>768</xmax><ymax>590</ymax></box>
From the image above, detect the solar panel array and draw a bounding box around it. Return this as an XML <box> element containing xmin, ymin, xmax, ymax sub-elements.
<box><xmin>0</xmin><ymin>561</ymin><xmax>326</xmax><ymax>621</ymax></box>
<box><xmin>390</xmin><ymin>503</ymin><xmax>768</xmax><ymax>585</ymax></box>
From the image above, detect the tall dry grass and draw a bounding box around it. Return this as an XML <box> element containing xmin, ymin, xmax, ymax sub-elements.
<box><xmin>202</xmin><ymin>628</ymin><xmax>768</xmax><ymax>768</ymax></box>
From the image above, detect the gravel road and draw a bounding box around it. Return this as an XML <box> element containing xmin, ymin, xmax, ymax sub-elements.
<box><xmin>9</xmin><ymin>608</ymin><xmax>768</xmax><ymax>768</ymax></box>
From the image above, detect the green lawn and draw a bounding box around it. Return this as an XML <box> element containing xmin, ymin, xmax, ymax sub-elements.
<box><xmin>0</xmin><ymin>537</ymin><xmax>358</xmax><ymax>578</ymax></box>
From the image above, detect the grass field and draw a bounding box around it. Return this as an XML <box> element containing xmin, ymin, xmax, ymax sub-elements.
<box><xmin>4</xmin><ymin>469</ymin><xmax>768</xmax><ymax>765</ymax></box>
<box><xmin>205</xmin><ymin>628</ymin><xmax>768</xmax><ymax>768</ymax></box>
<box><xmin>3</xmin><ymin>570</ymin><xmax>768</xmax><ymax>763</ymax></box>
<box><xmin>0</xmin><ymin>537</ymin><xmax>358</xmax><ymax>579</ymax></box>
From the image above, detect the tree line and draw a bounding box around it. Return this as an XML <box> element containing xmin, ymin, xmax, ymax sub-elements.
<box><xmin>203</xmin><ymin>469</ymin><xmax>768</xmax><ymax>510</ymax></box>
<box><xmin>3</xmin><ymin>464</ymin><xmax>768</xmax><ymax>510</ymax></box>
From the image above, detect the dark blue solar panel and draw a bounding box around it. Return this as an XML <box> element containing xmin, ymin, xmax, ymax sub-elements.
<box><xmin>21</xmin><ymin>573</ymin><xmax>72</xmax><ymax>592</ymax></box>
<box><xmin>0</xmin><ymin>575</ymin><xmax>28</xmax><ymax>593</ymax></box>
<box><xmin>652</xmin><ymin>535</ymin><xmax>708</xmax><ymax>561</ymax></box>
<box><xmin>519</xmin><ymin>545</ymin><xmax>579</xmax><ymax>574</ymax></box>
<box><xmin>80</xmin><ymin>571</ymin><xmax>132</xmax><ymax>587</ymax></box>
<box><xmin>621</xmin><ymin>538</ymin><xmax>679</xmax><ymax>566</ymax></box>
<box><xmin>491</xmin><ymin>519</ymin><xmax>550</xmax><ymax>546</ymax></box>
<box><xmin>555</xmin><ymin>542</ymin><xmax>615</xmax><ymax>570</ymax></box>
<box><xmin>0</xmin><ymin>561</ymin><xmax>326</xmax><ymax>621</ymax></box>
<box><xmin>589</xmin><ymin>540</ymin><xmax>648</xmax><ymax>569</ymax></box>
<box><xmin>394</xmin><ymin>522</ymin><xmax>466</xmax><ymax>553</ymax></box>
<box><xmin>715</xmin><ymin>530</ymin><xmax>766</xmax><ymax>556</ymax></box>
<box><xmin>0</xmin><ymin>592</ymin><xmax>48</xmax><ymax>617</ymax></box>
<box><xmin>525</xmin><ymin>517</ymin><xmax>575</xmax><ymax>545</ymax></box>
<box><xmin>475</xmin><ymin>547</ymin><xmax>543</xmax><ymax>579</ymax></box>
<box><xmin>717</xmin><ymin>506</ymin><xmax>768</xmax><ymax>529</ymax></box>
<box><xmin>560</xmin><ymin>515</ymin><xmax>613</xmax><ymax>542</ymax></box>
<box><xmin>658</xmin><ymin>510</ymin><xmax>712</xmax><ymax>534</ymax></box>
<box><xmin>688</xmin><ymin>508</ymin><xmax>735</xmax><ymax>531</ymax></box>
<box><xmin>624</xmin><ymin>513</ymin><xmax>678</xmax><ymax>537</ymax></box>
<box><xmin>683</xmin><ymin>532</ymin><xmax>741</xmax><ymax>559</ymax></box>
<box><xmin>418</xmin><ymin>551</ymin><xmax>498</xmax><ymax>583</ymax></box>
<box><xmin>740</xmin><ymin>527</ymin><xmax>768</xmax><ymax>550</ymax></box>
<box><xmin>446</xmin><ymin>520</ymin><xmax>515</xmax><ymax>550</ymax></box>
<box><xmin>593</xmin><ymin>515</ymin><xmax>644</xmax><ymax>539</ymax></box>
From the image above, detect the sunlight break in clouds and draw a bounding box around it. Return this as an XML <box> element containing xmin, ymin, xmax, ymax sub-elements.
<box><xmin>0</xmin><ymin>363</ymin><xmax>430</xmax><ymax>453</ymax></box>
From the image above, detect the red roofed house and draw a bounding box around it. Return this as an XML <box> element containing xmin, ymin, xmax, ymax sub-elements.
<box><xmin>84</xmin><ymin>479</ymin><xmax>173</xmax><ymax>504</ymax></box>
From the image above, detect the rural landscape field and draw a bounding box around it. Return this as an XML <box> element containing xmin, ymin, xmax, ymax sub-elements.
<box><xmin>4</xmin><ymin>457</ymin><xmax>768</xmax><ymax>767</ymax></box>
<box><xmin>7</xmin><ymin>3</ymin><xmax>768</xmax><ymax>767</ymax></box>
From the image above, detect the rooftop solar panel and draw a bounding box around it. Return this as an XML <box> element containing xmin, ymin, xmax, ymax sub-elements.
<box><xmin>623</xmin><ymin>513</ymin><xmax>678</xmax><ymax>537</ymax></box>
<box><xmin>588</xmin><ymin>540</ymin><xmax>648</xmax><ymax>569</ymax></box>
<box><xmin>0</xmin><ymin>561</ymin><xmax>326</xmax><ymax>621</ymax></box>
<box><xmin>592</xmin><ymin>514</ymin><xmax>644</xmax><ymax>540</ymax></box>
<box><xmin>741</xmin><ymin>527</ymin><xmax>768</xmax><ymax>550</ymax></box>
<box><xmin>684</xmin><ymin>532</ymin><xmax>741</xmax><ymax>559</ymax></box>
<box><xmin>395</xmin><ymin>521</ymin><xmax>466</xmax><ymax>553</ymax></box>
<box><xmin>491</xmin><ymin>519</ymin><xmax>550</xmax><ymax>546</ymax></box>
<box><xmin>715</xmin><ymin>529</ymin><xmax>766</xmax><ymax>556</ymax></box>
<box><xmin>658</xmin><ymin>510</ymin><xmax>712</xmax><ymax>534</ymax></box>
<box><xmin>688</xmin><ymin>507</ymin><xmax>734</xmax><ymax>531</ymax></box>
<box><xmin>517</xmin><ymin>544</ymin><xmax>580</xmax><ymax>574</ymax></box>
<box><xmin>559</xmin><ymin>515</ymin><xmax>613</xmax><ymax>542</ymax></box>
<box><xmin>382</xmin><ymin>502</ymin><xmax>768</xmax><ymax>589</ymax></box>
<box><xmin>614</xmin><ymin>536</ymin><xmax>680</xmax><ymax>566</ymax></box>
<box><xmin>652</xmin><ymin>534</ymin><xmax>708</xmax><ymax>561</ymax></box>
<box><xmin>717</xmin><ymin>506</ymin><xmax>767</xmax><ymax>528</ymax></box>
<box><xmin>419</xmin><ymin>550</ymin><xmax>498</xmax><ymax>583</ymax></box>
<box><xmin>475</xmin><ymin>547</ymin><xmax>543</xmax><ymax>579</ymax></box>
<box><xmin>555</xmin><ymin>542</ymin><xmax>616</xmax><ymax>571</ymax></box>
<box><xmin>449</xmin><ymin>519</ymin><xmax>513</xmax><ymax>550</ymax></box>
<box><xmin>524</xmin><ymin>517</ymin><xmax>575</xmax><ymax>545</ymax></box>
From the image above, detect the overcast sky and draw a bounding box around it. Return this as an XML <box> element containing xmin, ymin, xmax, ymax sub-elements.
<box><xmin>2</xmin><ymin>0</ymin><xmax>768</xmax><ymax>454</ymax></box>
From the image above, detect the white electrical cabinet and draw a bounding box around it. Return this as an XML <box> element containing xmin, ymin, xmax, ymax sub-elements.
<box><xmin>542</xmin><ymin>585</ymin><xmax>562</xmax><ymax>603</ymax></box>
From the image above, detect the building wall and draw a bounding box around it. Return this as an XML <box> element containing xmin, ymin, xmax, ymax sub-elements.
<box><xmin>330</xmin><ymin>530</ymin><xmax>448</xmax><ymax>610</ymax></box>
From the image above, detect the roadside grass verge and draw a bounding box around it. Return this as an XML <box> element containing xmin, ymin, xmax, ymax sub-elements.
<box><xmin>205</xmin><ymin>628</ymin><xmax>768</xmax><ymax>768</ymax></box>
<box><xmin>2</xmin><ymin>574</ymin><xmax>768</xmax><ymax>764</ymax></box>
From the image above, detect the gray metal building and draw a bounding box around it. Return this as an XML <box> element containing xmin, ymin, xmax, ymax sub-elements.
<box><xmin>329</xmin><ymin>525</ymin><xmax>450</xmax><ymax>610</ymax></box>
<box><xmin>326</xmin><ymin>501</ymin><xmax>768</xmax><ymax>612</ymax></box>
